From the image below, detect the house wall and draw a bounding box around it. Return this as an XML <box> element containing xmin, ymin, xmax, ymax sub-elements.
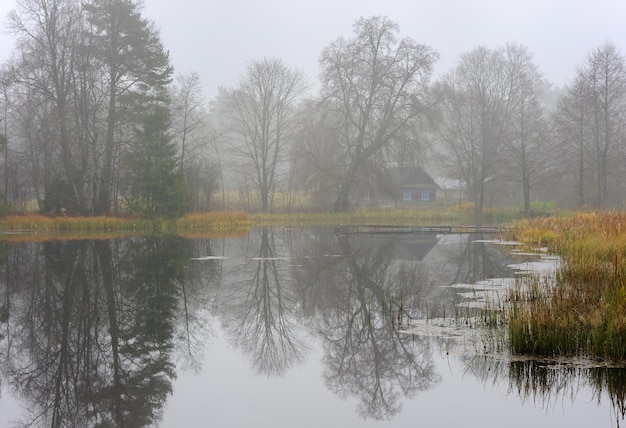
<box><xmin>399</xmin><ymin>188</ymin><xmax>437</xmax><ymax>203</ymax></box>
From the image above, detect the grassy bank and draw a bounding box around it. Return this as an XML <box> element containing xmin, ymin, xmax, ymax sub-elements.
<box><xmin>506</xmin><ymin>212</ymin><xmax>626</xmax><ymax>360</ymax></box>
<box><xmin>0</xmin><ymin>211</ymin><xmax>254</xmax><ymax>241</ymax></box>
<box><xmin>250</xmin><ymin>206</ymin><xmax>468</xmax><ymax>227</ymax></box>
<box><xmin>0</xmin><ymin>206</ymin><xmax>476</xmax><ymax>240</ymax></box>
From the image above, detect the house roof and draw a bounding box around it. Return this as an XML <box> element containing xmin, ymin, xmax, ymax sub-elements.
<box><xmin>388</xmin><ymin>166</ymin><xmax>439</xmax><ymax>190</ymax></box>
<box><xmin>434</xmin><ymin>177</ymin><xmax>466</xmax><ymax>190</ymax></box>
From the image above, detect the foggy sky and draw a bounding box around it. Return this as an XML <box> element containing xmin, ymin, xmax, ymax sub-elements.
<box><xmin>0</xmin><ymin>0</ymin><xmax>624</xmax><ymax>98</ymax></box>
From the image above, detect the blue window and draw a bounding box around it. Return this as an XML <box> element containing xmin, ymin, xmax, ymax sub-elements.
<box><xmin>421</xmin><ymin>191</ymin><xmax>430</xmax><ymax>201</ymax></box>
<box><xmin>403</xmin><ymin>190</ymin><xmax>412</xmax><ymax>201</ymax></box>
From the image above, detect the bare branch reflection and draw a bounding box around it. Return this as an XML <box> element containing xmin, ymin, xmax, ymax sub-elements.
<box><xmin>177</xmin><ymin>238</ymin><xmax>224</xmax><ymax>373</ymax></box>
<box><xmin>222</xmin><ymin>227</ymin><xmax>307</xmax><ymax>377</ymax></box>
<box><xmin>295</xmin><ymin>229</ymin><xmax>441</xmax><ymax>420</ymax></box>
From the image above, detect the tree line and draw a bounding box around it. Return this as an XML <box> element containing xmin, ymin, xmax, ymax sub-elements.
<box><xmin>1</xmin><ymin>2</ymin><xmax>625</xmax><ymax>217</ymax></box>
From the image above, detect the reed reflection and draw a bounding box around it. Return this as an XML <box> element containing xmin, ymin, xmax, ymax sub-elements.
<box><xmin>0</xmin><ymin>237</ymin><xmax>186</xmax><ymax>427</ymax></box>
<box><xmin>510</xmin><ymin>360</ymin><xmax>626</xmax><ymax>427</ymax></box>
<box><xmin>461</xmin><ymin>354</ymin><xmax>626</xmax><ymax>427</ymax></box>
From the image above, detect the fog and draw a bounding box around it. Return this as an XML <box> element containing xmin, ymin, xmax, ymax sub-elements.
<box><xmin>0</xmin><ymin>0</ymin><xmax>625</xmax><ymax>216</ymax></box>
<box><xmin>1</xmin><ymin>0</ymin><xmax>625</xmax><ymax>97</ymax></box>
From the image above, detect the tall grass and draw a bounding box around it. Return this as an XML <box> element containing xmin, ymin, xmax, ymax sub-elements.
<box><xmin>507</xmin><ymin>212</ymin><xmax>626</xmax><ymax>360</ymax></box>
<box><xmin>251</xmin><ymin>206</ymin><xmax>467</xmax><ymax>227</ymax></box>
<box><xmin>0</xmin><ymin>214</ymin><xmax>173</xmax><ymax>232</ymax></box>
<box><xmin>176</xmin><ymin>211</ymin><xmax>251</xmax><ymax>238</ymax></box>
<box><xmin>0</xmin><ymin>211</ymin><xmax>252</xmax><ymax>241</ymax></box>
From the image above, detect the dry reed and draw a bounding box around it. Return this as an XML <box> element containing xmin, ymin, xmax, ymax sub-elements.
<box><xmin>507</xmin><ymin>212</ymin><xmax>626</xmax><ymax>360</ymax></box>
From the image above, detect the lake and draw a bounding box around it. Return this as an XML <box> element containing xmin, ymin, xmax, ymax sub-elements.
<box><xmin>0</xmin><ymin>227</ymin><xmax>624</xmax><ymax>427</ymax></box>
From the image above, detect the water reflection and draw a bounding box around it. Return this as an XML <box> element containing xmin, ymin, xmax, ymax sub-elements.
<box><xmin>0</xmin><ymin>238</ymin><xmax>186</xmax><ymax>427</ymax></box>
<box><xmin>220</xmin><ymin>227</ymin><xmax>307</xmax><ymax>377</ymax></box>
<box><xmin>511</xmin><ymin>361</ymin><xmax>626</xmax><ymax>427</ymax></box>
<box><xmin>178</xmin><ymin>238</ymin><xmax>223</xmax><ymax>373</ymax></box>
<box><xmin>0</xmin><ymin>229</ymin><xmax>625</xmax><ymax>426</ymax></box>
<box><xmin>462</xmin><ymin>355</ymin><xmax>626</xmax><ymax>427</ymax></box>
<box><xmin>293</xmin><ymin>230</ymin><xmax>441</xmax><ymax>419</ymax></box>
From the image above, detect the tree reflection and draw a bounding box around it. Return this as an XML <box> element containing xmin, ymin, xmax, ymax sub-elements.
<box><xmin>0</xmin><ymin>237</ymin><xmax>186</xmax><ymax>427</ymax></box>
<box><xmin>178</xmin><ymin>238</ymin><xmax>224</xmax><ymax>373</ymax></box>
<box><xmin>424</xmin><ymin>233</ymin><xmax>516</xmax><ymax>318</ymax></box>
<box><xmin>295</xmin><ymin>230</ymin><xmax>440</xmax><ymax>420</ymax></box>
<box><xmin>222</xmin><ymin>227</ymin><xmax>307</xmax><ymax>377</ymax></box>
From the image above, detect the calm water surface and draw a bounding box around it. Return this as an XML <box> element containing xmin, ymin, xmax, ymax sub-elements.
<box><xmin>0</xmin><ymin>227</ymin><xmax>624</xmax><ymax>427</ymax></box>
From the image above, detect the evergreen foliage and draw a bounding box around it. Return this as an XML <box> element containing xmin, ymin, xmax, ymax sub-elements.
<box><xmin>128</xmin><ymin>105</ymin><xmax>187</xmax><ymax>217</ymax></box>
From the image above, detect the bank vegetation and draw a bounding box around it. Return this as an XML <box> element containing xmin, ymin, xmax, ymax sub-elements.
<box><xmin>507</xmin><ymin>211</ymin><xmax>626</xmax><ymax>361</ymax></box>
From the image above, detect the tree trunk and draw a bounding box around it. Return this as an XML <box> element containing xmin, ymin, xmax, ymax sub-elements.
<box><xmin>97</xmin><ymin>83</ymin><xmax>116</xmax><ymax>215</ymax></box>
<box><xmin>523</xmin><ymin>175</ymin><xmax>531</xmax><ymax>214</ymax></box>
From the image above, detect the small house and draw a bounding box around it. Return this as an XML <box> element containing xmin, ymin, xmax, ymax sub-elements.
<box><xmin>434</xmin><ymin>177</ymin><xmax>467</xmax><ymax>201</ymax></box>
<box><xmin>362</xmin><ymin>165</ymin><xmax>439</xmax><ymax>207</ymax></box>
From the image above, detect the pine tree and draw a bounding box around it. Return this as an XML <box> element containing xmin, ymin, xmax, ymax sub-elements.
<box><xmin>128</xmin><ymin>104</ymin><xmax>186</xmax><ymax>217</ymax></box>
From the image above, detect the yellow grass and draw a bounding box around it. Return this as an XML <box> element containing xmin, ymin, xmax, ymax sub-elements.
<box><xmin>506</xmin><ymin>211</ymin><xmax>626</xmax><ymax>360</ymax></box>
<box><xmin>0</xmin><ymin>212</ymin><xmax>252</xmax><ymax>241</ymax></box>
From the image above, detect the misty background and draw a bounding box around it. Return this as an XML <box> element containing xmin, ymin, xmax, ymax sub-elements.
<box><xmin>0</xmin><ymin>0</ymin><xmax>624</xmax><ymax>218</ymax></box>
<box><xmin>1</xmin><ymin>0</ymin><xmax>621</xmax><ymax>97</ymax></box>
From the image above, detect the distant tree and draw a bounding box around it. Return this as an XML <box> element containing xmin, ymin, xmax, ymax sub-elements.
<box><xmin>7</xmin><ymin>76</ymin><xmax>54</xmax><ymax>210</ymax></box>
<box><xmin>9</xmin><ymin>0</ymin><xmax>90</xmax><ymax>213</ymax></box>
<box><xmin>0</xmin><ymin>68</ymin><xmax>12</xmax><ymax>205</ymax></box>
<box><xmin>170</xmin><ymin>71</ymin><xmax>209</xmax><ymax>171</ymax></box>
<box><xmin>293</xmin><ymin>99</ymin><xmax>345</xmax><ymax>211</ymax></box>
<box><xmin>553</xmin><ymin>42</ymin><xmax>626</xmax><ymax>208</ymax></box>
<box><xmin>501</xmin><ymin>44</ymin><xmax>550</xmax><ymax>214</ymax></box>
<box><xmin>127</xmin><ymin>104</ymin><xmax>186</xmax><ymax>217</ymax></box>
<box><xmin>318</xmin><ymin>16</ymin><xmax>438</xmax><ymax>212</ymax></box>
<box><xmin>553</xmin><ymin>74</ymin><xmax>593</xmax><ymax>207</ymax></box>
<box><xmin>85</xmin><ymin>0</ymin><xmax>173</xmax><ymax>215</ymax></box>
<box><xmin>170</xmin><ymin>72</ymin><xmax>220</xmax><ymax>211</ymax></box>
<box><xmin>437</xmin><ymin>46</ymin><xmax>519</xmax><ymax>223</ymax></box>
<box><xmin>581</xmin><ymin>42</ymin><xmax>626</xmax><ymax>208</ymax></box>
<box><xmin>218</xmin><ymin>57</ymin><xmax>307</xmax><ymax>213</ymax></box>
<box><xmin>184</xmin><ymin>157</ymin><xmax>220</xmax><ymax>211</ymax></box>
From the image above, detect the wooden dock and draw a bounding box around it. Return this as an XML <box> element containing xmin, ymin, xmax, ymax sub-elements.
<box><xmin>337</xmin><ymin>224</ymin><xmax>504</xmax><ymax>235</ymax></box>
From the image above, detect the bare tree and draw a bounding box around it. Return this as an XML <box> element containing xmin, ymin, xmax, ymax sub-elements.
<box><xmin>292</xmin><ymin>99</ymin><xmax>345</xmax><ymax>211</ymax></box>
<box><xmin>437</xmin><ymin>46</ymin><xmax>518</xmax><ymax>223</ymax></box>
<box><xmin>170</xmin><ymin>71</ymin><xmax>209</xmax><ymax>170</ymax></box>
<box><xmin>218</xmin><ymin>57</ymin><xmax>307</xmax><ymax>213</ymax></box>
<box><xmin>552</xmin><ymin>41</ymin><xmax>626</xmax><ymax>209</ymax></box>
<box><xmin>0</xmin><ymin>67</ymin><xmax>14</xmax><ymax>205</ymax></box>
<box><xmin>502</xmin><ymin>44</ymin><xmax>550</xmax><ymax>214</ymax></box>
<box><xmin>170</xmin><ymin>71</ymin><xmax>221</xmax><ymax>211</ymax></box>
<box><xmin>9</xmin><ymin>0</ymin><xmax>89</xmax><ymax>213</ymax></box>
<box><xmin>8</xmin><ymin>74</ymin><xmax>54</xmax><ymax>209</ymax></box>
<box><xmin>553</xmin><ymin>74</ymin><xmax>593</xmax><ymax>207</ymax></box>
<box><xmin>319</xmin><ymin>16</ymin><xmax>438</xmax><ymax>212</ymax></box>
<box><xmin>582</xmin><ymin>42</ymin><xmax>626</xmax><ymax>208</ymax></box>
